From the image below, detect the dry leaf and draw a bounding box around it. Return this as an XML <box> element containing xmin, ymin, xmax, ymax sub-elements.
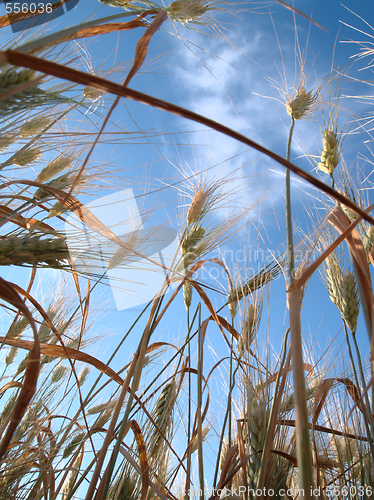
<box><xmin>0</xmin><ymin>336</ymin><xmax>123</xmax><ymax>386</ymax></box>
<box><xmin>0</xmin><ymin>278</ymin><xmax>39</xmax><ymax>459</ymax></box>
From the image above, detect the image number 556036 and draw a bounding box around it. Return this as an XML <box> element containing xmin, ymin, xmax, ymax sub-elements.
<box><xmin>1</xmin><ymin>0</ymin><xmax>80</xmax><ymax>33</ymax></box>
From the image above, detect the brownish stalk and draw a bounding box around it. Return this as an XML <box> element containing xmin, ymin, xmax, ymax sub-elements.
<box><xmin>0</xmin><ymin>336</ymin><xmax>124</xmax><ymax>385</ymax></box>
<box><xmin>327</xmin><ymin>205</ymin><xmax>374</xmax><ymax>342</ymax></box>
<box><xmin>280</xmin><ymin>419</ymin><xmax>371</xmax><ymax>442</ymax></box>
<box><xmin>276</xmin><ymin>0</ymin><xmax>327</xmax><ymax>31</ymax></box>
<box><xmin>288</xmin><ymin>204</ymin><xmax>374</xmax><ymax>292</ymax></box>
<box><xmin>257</xmin><ymin>336</ymin><xmax>291</xmax><ymax>493</ymax></box>
<box><xmin>83</xmin><ymin>354</ymin><xmax>139</xmax><ymax>500</ymax></box>
<box><xmin>85</xmin><ymin>278</ymin><xmax>169</xmax><ymax>500</ymax></box>
<box><xmin>288</xmin><ymin>287</ymin><xmax>313</xmax><ymax>499</ymax></box>
<box><xmin>27</xmin><ymin>18</ymin><xmax>149</xmax><ymax>52</ymax></box>
<box><xmin>0</xmin><ymin>278</ymin><xmax>40</xmax><ymax>461</ymax></box>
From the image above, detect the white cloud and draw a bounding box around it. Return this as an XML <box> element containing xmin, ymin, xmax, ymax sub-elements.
<box><xmin>166</xmin><ymin>22</ymin><xmax>295</xmax><ymax>219</ymax></box>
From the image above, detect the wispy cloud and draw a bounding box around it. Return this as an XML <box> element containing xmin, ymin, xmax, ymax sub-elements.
<box><xmin>166</xmin><ymin>19</ymin><xmax>300</xmax><ymax>219</ymax></box>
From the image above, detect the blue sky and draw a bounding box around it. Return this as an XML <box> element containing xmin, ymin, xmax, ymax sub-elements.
<box><xmin>2</xmin><ymin>0</ymin><xmax>374</xmax><ymax>494</ymax></box>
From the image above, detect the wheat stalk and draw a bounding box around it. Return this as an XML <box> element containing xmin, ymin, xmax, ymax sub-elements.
<box><xmin>0</xmin><ymin>235</ymin><xmax>69</xmax><ymax>267</ymax></box>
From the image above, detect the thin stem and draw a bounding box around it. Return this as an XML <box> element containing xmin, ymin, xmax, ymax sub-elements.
<box><xmin>212</xmin><ymin>360</ymin><xmax>240</xmax><ymax>489</ymax></box>
<box><xmin>286</xmin><ymin>115</ymin><xmax>314</xmax><ymax>498</ymax></box>
<box><xmin>344</xmin><ymin>324</ymin><xmax>374</xmax><ymax>486</ymax></box>
<box><xmin>99</xmin><ymin>292</ymin><xmax>164</xmax><ymax>500</ymax></box>
<box><xmin>286</xmin><ymin>116</ymin><xmax>295</xmax><ymax>284</ymax></box>
<box><xmin>228</xmin><ymin>321</ymin><xmax>235</xmax><ymax>449</ymax></box>
<box><xmin>197</xmin><ymin>305</ymin><xmax>204</xmax><ymax>500</ymax></box>
<box><xmin>185</xmin><ymin>307</ymin><xmax>192</xmax><ymax>500</ymax></box>
<box><xmin>351</xmin><ymin>328</ymin><xmax>374</xmax><ymax>465</ymax></box>
<box><xmin>212</xmin><ymin>316</ymin><xmax>238</xmax><ymax>489</ymax></box>
<box><xmin>257</xmin><ymin>329</ymin><xmax>290</xmax><ymax>493</ymax></box>
<box><xmin>330</xmin><ymin>172</ymin><xmax>335</xmax><ymax>190</ymax></box>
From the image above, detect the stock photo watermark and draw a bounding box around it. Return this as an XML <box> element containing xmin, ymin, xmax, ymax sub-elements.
<box><xmin>63</xmin><ymin>189</ymin><xmax>290</xmax><ymax>311</ymax></box>
<box><xmin>1</xmin><ymin>0</ymin><xmax>79</xmax><ymax>32</ymax></box>
<box><xmin>64</xmin><ymin>189</ymin><xmax>181</xmax><ymax>312</ymax></box>
<box><xmin>187</xmin><ymin>485</ymin><xmax>374</xmax><ymax>498</ymax></box>
<box><xmin>63</xmin><ymin>189</ymin><xmax>289</xmax><ymax>312</ymax></box>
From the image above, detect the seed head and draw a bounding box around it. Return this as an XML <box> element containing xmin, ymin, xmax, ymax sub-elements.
<box><xmin>187</xmin><ymin>187</ymin><xmax>208</xmax><ymax>224</ymax></box>
<box><xmin>8</xmin><ymin>316</ymin><xmax>29</xmax><ymax>339</ymax></box>
<box><xmin>369</xmin><ymin>244</ymin><xmax>374</xmax><ymax>268</ymax></box>
<box><xmin>176</xmin><ymin>240</ymin><xmax>208</xmax><ymax>273</ymax></box>
<box><xmin>325</xmin><ymin>257</ymin><xmax>360</xmax><ymax>332</ymax></box>
<box><xmin>190</xmin><ymin>426</ymin><xmax>209</xmax><ymax>454</ymax></box>
<box><xmin>34</xmin><ymin>172</ymin><xmax>77</xmax><ymax>199</ymax></box>
<box><xmin>317</xmin><ymin>128</ymin><xmax>340</xmax><ymax>175</ymax></box>
<box><xmin>325</xmin><ymin>255</ymin><xmax>343</xmax><ymax>308</ymax></box>
<box><xmin>342</xmin><ymin>205</ymin><xmax>358</xmax><ymax>223</ymax></box>
<box><xmin>227</xmin><ymin>259</ymin><xmax>285</xmax><ymax>305</ymax></box>
<box><xmin>182</xmin><ymin>225</ymin><xmax>205</xmax><ymax>254</ymax></box>
<box><xmin>335</xmin><ymin>191</ymin><xmax>358</xmax><ymax>223</ymax></box>
<box><xmin>63</xmin><ymin>432</ymin><xmax>85</xmax><ymax>459</ymax></box>
<box><xmin>12</xmin><ymin>147</ymin><xmax>42</xmax><ymax>167</ymax></box>
<box><xmin>5</xmin><ymin>346</ymin><xmax>18</xmax><ymax>366</ymax></box>
<box><xmin>238</xmin><ymin>301</ymin><xmax>261</xmax><ymax>356</ymax></box>
<box><xmin>167</xmin><ymin>0</ymin><xmax>214</xmax><ymax>25</ymax></box>
<box><xmin>109</xmin><ymin>474</ymin><xmax>137</xmax><ymax>500</ymax></box>
<box><xmin>107</xmin><ymin>232</ymin><xmax>141</xmax><ymax>270</ymax></box>
<box><xmin>0</xmin><ymin>135</ymin><xmax>16</xmax><ymax>151</ymax></box>
<box><xmin>365</xmin><ymin>226</ymin><xmax>374</xmax><ymax>258</ymax></box>
<box><xmin>20</xmin><ymin>116</ymin><xmax>51</xmax><ymax>136</ymax></box>
<box><xmin>78</xmin><ymin>367</ymin><xmax>90</xmax><ymax>386</ymax></box>
<box><xmin>87</xmin><ymin>400</ymin><xmax>118</xmax><ymax>416</ymax></box>
<box><xmin>51</xmin><ymin>365</ymin><xmax>68</xmax><ymax>384</ymax></box>
<box><xmin>84</xmin><ymin>86</ymin><xmax>104</xmax><ymax>101</ymax></box>
<box><xmin>286</xmin><ymin>87</ymin><xmax>317</xmax><ymax>120</ymax></box>
<box><xmin>1</xmin><ymin>394</ymin><xmax>17</xmax><ymax>421</ymax></box>
<box><xmin>38</xmin><ymin>322</ymin><xmax>53</xmax><ymax>343</ymax></box>
<box><xmin>0</xmin><ymin>235</ymin><xmax>69</xmax><ymax>267</ymax></box>
<box><xmin>340</xmin><ymin>270</ymin><xmax>360</xmax><ymax>333</ymax></box>
<box><xmin>0</xmin><ymin>67</ymin><xmax>35</xmax><ymax>89</ymax></box>
<box><xmin>98</xmin><ymin>0</ymin><xmax>150</xmax><ymax>8</ymax></box>
<box><xmin>183</xmin><ymin>281</ymin><xmax>192</xmax><ymax>310</ymax></box>
<box><xmin>228</xmin><ymin>297</ymin><xmax>238</xmax><ymax>319</ymax></box>
<box><xmin>36</xmin><ymin>156</ymin><xmax>72</xmax><ymax>183</ymax></box>
<box><xmin>94</xmin><ymin>408</ymin><xmax>114</xmax><ymax>429</ymax></box>
<box><xmin>47</xmin><ymin>201</ymin><xmax>70</xmax><ymax>218</ymax></box>
<box><xmin>149</xmin><ymin>379</ymin><xmax>177</xmax><ymax>461</ymax></box>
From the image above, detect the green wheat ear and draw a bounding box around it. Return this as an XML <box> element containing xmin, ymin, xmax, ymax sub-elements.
<box><xmin>20</xmin><ymin>116</ymin><xmax>52</xmax><ymax>136</ymax></box>
<box><xmin>7</xmin><ymin>316</ymin><xmax>29</xmax><ymax>339</ymax></box>
<box><xmin>340</xmin><ymin>270</ymin><xmax>360</xmax><ymax>333</ymax></box>
<box><xmin>5</xmin><ymin>345</ymin><xmax>18</xmax><ymax>366</ymax></box>
<box><xmin>63</xmin><ymin>432</ymin><xmax>85</xmax><ymax>459</ymax></box>
<box><xmin>238</xmin><ymin>299</ymin><xmax>262</xmax><ymax>357</ymax></box>
<box><xmin>148</xmin><ymin>379</ymin><xmax>177</xmax><ymax>462</ymax></box>
<box><xmin>37</xmin><ymin>156</ymin><xmax>73</xmax><ymax>183</ymax></box>
<box><xmin>0</xmin><ymin>135</ymin><xmax>16</xmax><ymax>150</ymax></box>
<box><xmin>11</xmin><ymin>146</ymin><xmax>42</xmax><ymax>166</ymax></box>
<box><xmin>0</xmin><ymin>235</ymin><xmax>69</xmax><ymax>267</ymax></box>
<box><xmin>0</xmin><ymin>66</ymin><xmax>73</xmax><ymax>117</ymax></box>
